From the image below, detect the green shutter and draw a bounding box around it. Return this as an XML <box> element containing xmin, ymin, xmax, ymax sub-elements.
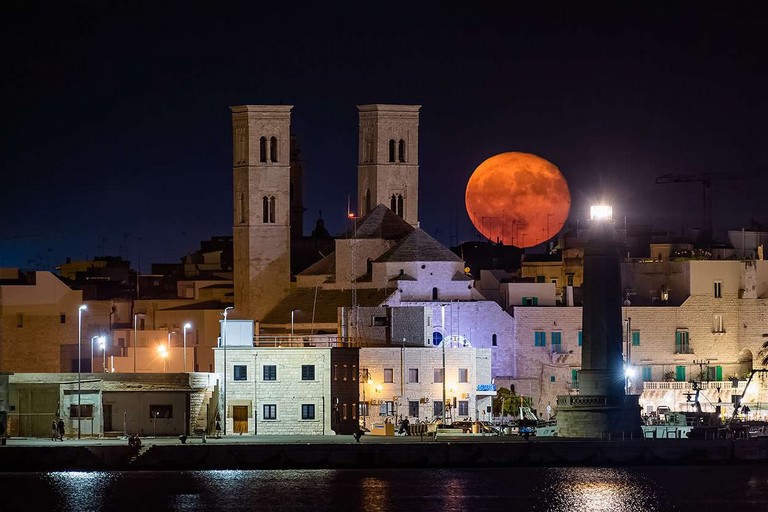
<box><xmin>571</xmin><ymin>369</ymin><xmax>579</xmax><ymax>387</ymax></box>
<box><xmin>577</xmin><ymin>331</ymin><xmax>582</xmax><ymax>346</ymax></box>
<box><xmin>551</xmin><ymin>332</ymin><xmax>561</xmax><ymax>346</ymax></box>
<box><xmin>642</xmin><ymin>366</ymin><xmax>652</xmax><ymax>381</ymax></box>
<box><xmin>632</xmin><ymin>331</ymin><xmax>640</xmax><ymax>346</ymax></box>
<box><xmin>675</xmin><ymin>365</ymin><xmax>686</xmax><ymax>382</ymax></box>
<box><xmin>716</xmin><ymin>366</ymin><xmax>723</xmax><ymax>381</ymax></box>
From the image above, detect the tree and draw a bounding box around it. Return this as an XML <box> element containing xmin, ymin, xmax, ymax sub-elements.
<box><xmin>492</xmin><ymin>387</ymin><xmax>532</xmax><ymax>419</ymax></box>
<box><xmin>758</xmin><ymin>340</ymin><xmax>768</xmax><ymax>367</ymax></box>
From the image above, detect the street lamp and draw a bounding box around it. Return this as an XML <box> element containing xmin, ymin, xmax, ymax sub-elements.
<box><xmin>99</xmin><ymin>336</ymin><xmax>107</xmax><ymax>373</ymax></box>
<box><xmin>158</xmin><ymin>344</ymin><xmax>169</xmax><ymax>372</ymax></box>
<box><xmin>291</xmin><ymin>308</ymin><xmax>300</xmax><ymax>338</ymax></box>
<box><xmin>90</xmin><ymin>335</ymin><xmax>105</xmax><ymax>373</ymax></box>
<box><xmin>222</xmin><ymin>306</ymin><xmax>233</xmax><ymax>435</ymax></box>
<box><xmin>77</xmin><ymin>304</ymin><xmax>87</xmax><ymax>439</ymax></box>
<box><xmin>133</xmin><ymin>313</ymin><xmax>145</xmax><ymax>373</ymax></box>
<box><xmin>183</xmin><ymin>322</ymin><xmax>192</xmax><ymax>372</ymax></box>
<box><xmin>440</xmin><ymin>303</ymin><xmax>447</xmax><ymax>426</ymax></box>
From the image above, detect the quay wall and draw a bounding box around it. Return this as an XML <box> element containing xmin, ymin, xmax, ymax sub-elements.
<box><xmin>1</xmin><ymin>439</ymin><xmax>768</xmax><ymax>471</ymax></box>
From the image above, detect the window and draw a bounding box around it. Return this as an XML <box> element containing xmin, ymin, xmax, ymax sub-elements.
<box><xmin>675</xmin><ymin>330</ymin><xmax>691</xmax><ymax>354</ymax></box>
<box><xmin>359</xmin><ymin>402</ymin><xmax>369</xmax><ymax>417</ymax></box>
<box><xmin>365</xmin><ymin>189</ymin><xmax>371</xmax><ymax>214</ymax></box>
<box><xmin>432</xmin><ymin>287</ymin><xmax>439</xmax><ymax>300</ymax></box>
<box><xmin>262</xmin><ymin>196</ymin><xmax>269</xmax><ymax>223</ymax></box>
<box><xmin>372</xmin><ymin>316</ymin><xmax>388</xmax><ymax>327</ymax></box>
<box><xmin>269</xmin><ymin>196</ymin><xmax>276</xmax><ymax>223</ymax></box>
<box><xmin>714</xmin><ymin>314</ymin><xmax>724</xmax><ymax>333</ymax></box>
<box><xmin>379</xmin><ymin>401</ymin><xmax>394</xmax><ymax>416</ymax></box>
<box><xmin>408</xmin><ymin>368</ymin><xmax>419</xmax><ymax>383</ymax></box>
<box><xmin>536</xmin><ymin>276</ymin><xmax>546</xmax><ymax>283</ymax></box>
<box><xmin>631</xmin><ymin>331</ymin><xmax>640</xmax><ymax>346</ymax></box>
<box><xmin>149</xmin><ymin>404</ymin><xmax>172</xmax><ymax>419</ymax></box>
<box><xmin>522</xmin><ymin>296</ymin><xmax>538</xmax><ymax>306</ymax></box>
<box><xmin>492</xmin><ymin>333</ymin><xmax>497</xmax><ymax>346</ymax></box>
<box><xmin>458</xmin><ymin>368</ymin><xmax>468</xmax><ymax>383</ymax></box>
<box><xmin>705</xmin><ymin>366</ymin><xmax>723</xmax><ymax>381</ymax></box>
<box><xmin>571</xmin><ymin>369</ymin><xmax>579</xmax><ymax>389</ymax></box>
<box><xmin>269</xmin><ymin>136</ymin><xmax>278</xmax><ymax>162</ymax></box>
<box><xmin>675</xmin><ymin>365</ymin><xmax>686</xmax><ymax>382</ymax></box>
<box><xmin>233</xmin><ymin>365</ymin><xmax>247</xmax><ymax>381</ymax></box>
<box><xmin>301</xmin><ymin>365</ymin><xmax>315</xmax><ymax>381</ymax></box>
<box><xmin>458</xmin><ymin>401</ymin><xmax>469</xmax><ymax>416</ymax></box>
<box><xmin>714</xmin><ymin>281</ymin><xmax>722</xmax><ymax>298</ymax></box>
<box><xmin>551</xmin><ymin>331</ymin><xmax>562</xmax><ymax>351</ymax></box>
<box><xmin>434</xmin><ymin>368</ymin><xmax>444</xmax><ymax>383</ymax></box>
<box><xmin>642</xmin><ymin>366</ymin><xmax>652</xmax><ymax>381</ymax></box>
<box><xmin>398</xmin><ymin>139</ymin><xmax>406</xmax><ymax>162</ymax></box>
<box><xmin>396</xmin><ymin>194</ymin><xmax>404</xmax><ymax>217</ymax></box>
<box><xmin>433</xmin><ymin>400</ymin><xmax>443</xmax><ymax>417</ymax></box>
<box><xmin>566</xmin><ymin>273</ymin><xmax>574</xmax><ymax>286</ymax></box>
<box><xmin>550</xmin><ymin>375</ymin><xmax>556</xmax><ymax>383</ymax></box>
<box><xmin>577</xmin><ymin>331</ymin><xmax>583</xmax><ymax>347</ymax></box>
<box><xmin>263</xmin><ymin>365</ymin><xmax>277</xmax><ymax>381</ymax></box>
<box><xmin>60</xmin><ymin>314</ymin><xmax>66</xmax><ymax>324</ymax></box>
<box><xmin>263</xmin><ymin>404</ymin><xmax>277</xmax><ymax>420</ymax></box>
<box><xmin>259</xmin><ymin>136</ymin><xmax>267</xmax><ymax>162</ymax></box>
<box><xmin>383</xmin><ymin>368</ymin><xmax>394</xmax><ymax>383</ymax></box>
<box><xmin>301</xmin><ymin>404</ymin><xmax>315</xmax><ymax>420</ymax></box>
<box><xmin>432</xmin><ymin>332</ymin><xmax>443</xmax><ymax>346</ymax></box>
<box><xmin>408</xmin><ymin>400</ymin><xmax>419</xmax><ymax>417</ymax></box>
<box><xmin>69</xmin><ymin>404</ymin><xmax>93</xmax><ymax>418</ymax></box>
<box><xmin>388</xmin><ymin>139</ymin><xmax>396</xmax><ymax>162</ymax></box>
<box><xmin>534</xmin><ymin>331</ymin><xmax>546</xmax><ymax>347</ymax></box>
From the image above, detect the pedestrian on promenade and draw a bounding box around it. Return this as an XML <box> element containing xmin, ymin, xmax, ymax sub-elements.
<box><xmin>57</xmin><ymin>418</ymin><xmax>65</xmax><ymax>441</ymax></box>
<box><xmin>51</xmin><ymin>420</ymin><xmax>58</xmax><ymax>441</ymax></box>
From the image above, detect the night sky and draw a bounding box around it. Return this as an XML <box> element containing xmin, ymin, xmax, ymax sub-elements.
<box><xmin>3</xmin><ymin>1</ymin><xmax>767</xmax><ymax>272</ymax></box>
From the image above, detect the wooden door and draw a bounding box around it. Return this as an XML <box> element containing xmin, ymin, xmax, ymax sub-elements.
<box><xmin>233</xmin><ymin>406</ymin><xmax>248</xmax><ymax>434</ymax></box>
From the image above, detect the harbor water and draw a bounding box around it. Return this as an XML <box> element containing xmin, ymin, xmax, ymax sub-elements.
<box><xmin>2</xmin><ymin>464</ymin><xmax>768</xmax><ymax>511</ymax></box>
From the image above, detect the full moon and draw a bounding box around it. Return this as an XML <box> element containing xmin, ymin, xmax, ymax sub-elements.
<box><xmin>465</xmin><ymin>152</ymin><xmax>571</xmax><ymax>248</ymax></box>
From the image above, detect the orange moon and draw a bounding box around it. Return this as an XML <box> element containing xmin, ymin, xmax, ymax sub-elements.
<box><xmin>465</xmin><ymin>152</ymin><xmax>571</xmax><ymax>248</ymax></box>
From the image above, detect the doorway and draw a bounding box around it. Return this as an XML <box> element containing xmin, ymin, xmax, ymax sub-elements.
<box><xmin>233</xmin><ymin>406</ymin><xmax>249</xmax><ymax>434</ymax></box>
<box><xmin>103</xmin><ymin>404</ymin><xmax>113</xmax><ymax>432</ymax></box>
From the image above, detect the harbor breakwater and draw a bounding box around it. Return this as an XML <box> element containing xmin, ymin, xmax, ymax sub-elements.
<box><xmin>1</xmin><ymin>438</ymin><xmax>767</xmax><ymax>471</ymax></box>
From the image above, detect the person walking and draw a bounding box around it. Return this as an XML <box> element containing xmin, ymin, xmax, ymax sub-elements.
<box><xmin>57</xmin><ymin>418</ymin><xmax>65</xmax><ymax>441</ymax></box>
<box><xmin>51</xmin><ymin>420</ymin><xmax>58</xmax><ymax>441</ymax></box>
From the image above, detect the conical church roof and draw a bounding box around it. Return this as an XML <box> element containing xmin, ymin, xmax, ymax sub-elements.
<box><xmin>343</xmin><ymin>204</ymin><xmax>414</xmax><ymax>240</ymax></box>
<box><xmin>374</xmin><ymin>228</ymin><xmax>463</xmax><ymax>263</ymax></box>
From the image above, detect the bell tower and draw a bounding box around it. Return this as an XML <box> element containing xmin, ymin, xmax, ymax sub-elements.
<box><xmin>357</xmin><ymin>104</ymin><xmax>420</xmax><ymax>225</ymax></box>
<box><xmin>231</xmin><ymin>105</ymin><xmax>292</xmax><ymax>321</ymax></box>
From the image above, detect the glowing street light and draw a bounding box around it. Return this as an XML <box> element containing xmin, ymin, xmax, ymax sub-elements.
<box><xmin>77</xmin><ymin>304</ymin><xmax>87</xmax><ymax>439</ymax></box>
<box><xmin>590</xmin><ymin>204</ymin><xmax>613</xmax><ymax>221</ymax></box>
<box><xmin>183</xmin><ymin>322</ymin><xmax>192</xmax><ymax>372</ymax></box>
<box><xmin>157</xmin><ymin>344</ymin><xmax>169</xmax><ymax>372</ymax></box>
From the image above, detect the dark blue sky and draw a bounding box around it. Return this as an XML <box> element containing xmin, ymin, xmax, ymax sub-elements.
<box><xmin>2</xmin><ymin>1</ymin><xmax>767</xmax><ymax>271</ymax></box>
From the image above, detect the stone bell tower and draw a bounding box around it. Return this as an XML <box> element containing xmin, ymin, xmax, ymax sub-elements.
<box><xmin>357</xmin><ymin>104</ymin><xmax>420</xmax><ymax>225</ymax></box>
<box><xmin>231</xmin><ymin>105</ymin><xmax>292</xmax><ymax>321</ymax></box>
<box><xmin>556</xmin><ymin>205</ymin><xmax>642</xmax><ymax>438</ymax></box>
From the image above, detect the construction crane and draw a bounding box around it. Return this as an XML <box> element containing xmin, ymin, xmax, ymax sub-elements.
<box><xmin>655</xmin><ymin>172</ymin><xmax>738</xmax><ymax>245</ymax></box>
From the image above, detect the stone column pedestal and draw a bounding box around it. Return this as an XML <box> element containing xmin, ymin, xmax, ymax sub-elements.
<box><xmin>556</xmin><ymin>394</ymin><xmax>643</xmax><ymax>439</ymax></box>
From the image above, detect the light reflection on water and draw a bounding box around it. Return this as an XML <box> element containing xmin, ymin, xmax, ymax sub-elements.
<box><xmin>1</xmin><ymin>465</ymin><xmax>767</xmax><ymax>511</ymax></box>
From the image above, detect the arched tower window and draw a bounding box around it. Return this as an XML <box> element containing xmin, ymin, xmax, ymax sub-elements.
<box><xmin>270</xmin><ymin>137</ymin><xmax>278</xmax><ymax>162</ymax></box>
<box><xmin>432</xmin><ymin>287</ymin><xmax>439</xmax><ymax>300</ymax></box>
<box><xmin>259</xmin><ymin>137</ymin><xmax>267</xmax><ymax>163</ymax></box>
<box><xmin>239</xmin><ymin>192</ymin><xmax>246</xmax><ymax>224</ymax></box>
<box><xmin>262</xmin><ymin>196</ymin><xmax>269</xmax><ymax>223</ymax></box>
<box><xmin>397</xmin><ymin>194</ymin><xmax>404</xmax><ymax>217</ymax></box>
<box><xmin>492</xmin><ymin>334</ymin><xmax>497</xmax><ymax>346</ymax></box>
<box><xmin>398</xmin><ymin>139</ymin><xmax>406</xmax><ymax>162</ymax></box>
<box><xmin>390</xmin><ymin>194</ymin><xmax>397</xmax><ymax>212</ymax></box>
<box><xmin>269</xmin><ymin>196</ymin><xmax>276</xmax><ymax>223</ymax></box>
<box><xmin>365</xmin><ymin>189</ymin><xmax>371</xmax><ymax>215</ymax></box>
<box><xmin>388</xmin><ymin>139</ymin><xmax>396</xmax><ymax>162</ymax></box>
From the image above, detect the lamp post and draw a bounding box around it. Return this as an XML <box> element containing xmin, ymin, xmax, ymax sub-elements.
<box><xmin>222</xmin><ymin>306</ymin><xmax>233</xmax><ymax>435</ymax></box>
<box><xmin>291</xmin><ymin>308</ymin><xmax>299</xmax><ymax>338</ymax></box>
<box><xmin>183</xmin><ymin>323</ymin><xmax>192</xmax><ymax>372</ymax></box>
<box><xmin>99</xmin><ymin>336</ymin><xmax>107</xmax><ymax>373</ymax></box>
<box><xmin>133</xmin><ymin>313</ymin><xmax>145</xmax><ymax>373</ymax></box>
<box><xmin>90</xmin><ymin>335</ymin><xmax>104</xmax><ymax>373</ymax></box>
<box><xmin>77</xmin><ymin>304</ymin><xmax>87</xmax><ymax>439</ymax></box>
<box><xmin>440</xmin><ymin>303</ymin><xmax>447</xmax><ymax>426</ymax></box>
